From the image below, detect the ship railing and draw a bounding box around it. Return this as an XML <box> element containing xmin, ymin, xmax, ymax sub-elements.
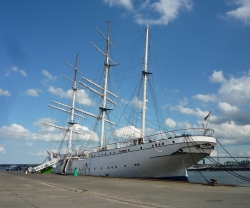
<box><xmin>115</xmin><ymin>128</ymin><xmax>214</xmax><ymax>144</ymax></box>
<box><xmin>93</xmin><ymin>128</ymin><xmax>215</xmax><ymax>153</ymax></box>
<box><xmin>163</xmin><ymin>128</ymin><xmax>215</xmax><ymax>139</ymax></box>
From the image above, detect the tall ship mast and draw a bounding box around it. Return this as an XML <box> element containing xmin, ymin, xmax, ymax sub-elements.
<box><xmin>141</xmin><ymin>25</ymin><xmax>149</xmax><ymax>143</ymax></box>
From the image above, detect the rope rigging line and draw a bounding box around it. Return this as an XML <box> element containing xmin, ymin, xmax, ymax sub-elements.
<box><xmin>185</xmin><ymin>136</ymin><xmax>209</xmax><ymax>183</ymax></box>
<box><xmin>116</xmin><ymin>32</ymin><xmax>144</xmax><ymax>91</ymax></box>
<box><xmin>215</xmin><ymin>138</ymin><xmax>248</xmax><ymax>168</ymax></box>
<box><xmin>40</xmin><ymin>156</ymin><xmax>50</xmax><ymax>165</ymax></box>
<box><xmin>112</xmin><ymin>77</ymin><xmax>144</xmax><ymax>140</ymax></box>
<box><xmin>150</xmin><ymin>37</ymin><xmax>173</xmax><ymax>130</ymax></box>
<box><xmin>148</xmin><ymin>79</ymin><xmax>168</xmax><ymax>134</ymax></box>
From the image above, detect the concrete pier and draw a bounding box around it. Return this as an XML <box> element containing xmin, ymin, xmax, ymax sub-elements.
<box><xmin>0</xmin><ymin>171</ymin><xmax>249</xmax><ymax>208</ymax></box>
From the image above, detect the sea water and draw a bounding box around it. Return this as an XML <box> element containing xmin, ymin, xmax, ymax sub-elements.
<box><xmin>188</xmin><ymin>171</ymin><xmax>250</xmax><ymax>186</ymax></box>
<box><xmin>1</xmin><ymin>165</ymin><xmax>249</xmax><ymax>186</ymax></box>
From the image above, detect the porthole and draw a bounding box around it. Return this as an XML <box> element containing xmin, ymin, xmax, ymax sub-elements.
<box><xmin>140</xmin><ymin>146</ymin><xmax>143</xmax><ymax>149</ymax></box>
<box><xmin>111</xmin><ymin>166</ymin><xmax>113</xmax><ymax>169</ymax></box>
<box><xmin>115</xmin><ymin>166</ymin><xmax>117</xmax><ymax>168</ymax></box>
<box><xmin>108</xmin><ymin>167</ymin><xmax>109</xmax><ymax>169</ymax></box>
<box><xmin>113</xmin><ymin>151</ymin><xmax>115</xmax><ymax>154</ymax></box>
<box><xmin>152</xmin><ymin>145</ymin><xmax>154</xmax><ymax>147</ymax></box>
<box><xmin>172</xmin><ymin>141</ymin><xmax>175</xmax><ymax>144</ymax></box>
<box><xmin>101</xmin><ymin>167</ymin><xmax>102</xmax><ymax>169</ymax></box>
<box><xmin>137</xmin><ymin>163</ymin><xmax>140</xmax><ymax>166</ymax></box>
<box><xmin>128</xmin><ymin>149</ymin><xmax>130</xmax><ymax>151</ymax></box>
<box><xmin>124</xmin><ymin>165</ymin><xmax>126</xmax><ymax>167</ymax></box>
<box><xmin>162</xmin><ymin>142</ymin><xmax>164</xmax><ymax>145</ymax></box>
<box><xmin>110</xmin><ymin>152</ymin><xmax>111</xmax><ymax>154</ymax></box>
<box><xmin>135</xmin><ymin>164</ymin><xmax>137</xmax><ymax>166</ymax></box>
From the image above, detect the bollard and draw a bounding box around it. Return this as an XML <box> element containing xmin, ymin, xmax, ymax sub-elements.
<box><xmin>73</xmin><ymin>168</ymin><xmax>78</xmax><ymax>176</ymax></box>
<box><xmin>210</xmin><ymin>178</ymin><xmax>217</xmax><ymax>185</ymax></box>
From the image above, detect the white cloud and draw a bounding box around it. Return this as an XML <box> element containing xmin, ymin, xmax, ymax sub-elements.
<box><xmin>170</xmin><ymin>104</ymin><xmax>209</xmax><ymax>119</ymax></box>
<box><xmin>201</xmin><ymin>71</ymin><xmax>250</xmax><ymax>106</ymax></box>
<box><xmin>113</xmin><ymin>125</ymin><xmax>142</xmax><ymax>139</ymax></box>
<box><xmin>217</xmin><ymin>102</ymin><xmax>250</xmax><ymax>125</ymax></box>
<box><xmin>163</xmin><ymin>69</ymin><xmax>250</xmax><ymax>147</ymax></box>
<box><xmin>26</xmin><ymin>143</ymin><xmax>33</xmax><ymax>146</ymax></box>
<box><xmin>0</xmin><ymin>124</ymin><xmax>31</xmax><ymax>140</ymax></box>
<box><xmin>0</xmin><ymin>146</ymin><xmax>6</xmax><ymax>153</ymax></box>
<box><xmin>5</xmin><ymin>66</ymin><xmax>27</xmax><ymax>77</ymax></box>
<box><xmin>73</xmin><ymin>124</ymin><xmax>99</xmax><ymax>142</ymax></box>
<box><xmin>165</xmin><ymin>118</ymin><xmax>176</xmax><ymax>128</ymax></box>
<box><xmin>200</xmin><ymin>70</ymin><xmax>250</xmax><ymax>107</ymax></box>
<box><xmin>177</xmin><ymin>120</ymin><xmax>192</xmax><ymax>129</ymax></box>
<box><xmin>33</xmin><ymin>118</ymin><xmax>58</xmax><ymax>133</ymax></box>
<box><xmin>179</xmin><ymin>97</ymin><xmax>188</xmax><ymax>106</ymax></box>
<box><xmin>42</xmin><ymin>70</ymin><xmax>57</xmax><ymax>80</ymax></box>
<box><xmin>0</xmin><ymin>88</ymin><xmax>11</xmax><ymax>96</ymax></box>
<box><xmin>218</xmin><ymin>102</ymin><xmax>238</xmax><ymax>113</ymax></box>
<box><xmin>217</xmin><ymin>71</ymin><xmax>250</xmax><ymax>106</ymax></box>
<box><xmin>210</xmin><ymin>121</ymin><xmax>250</xmax><ymax>145</ymax></box>
<box><xmin>134</xmin><ymin>96</ymin><xmax>144</xmax><ymax>109</ymax></box>
<box><xmin>135</xmin><ymin>0</ymin><xmax>193</xmax><ymax>25</ymax></box>
<box><xmin>104</xmin><ymin>0</ymin><xmax>133</xmax><ymax>10</ymax></box>
<box><xmin>103</xmin><ymin>0</ymin><xmax>193</xmax><ymax>26</ymax></box>
<box><xmin>226</xmin><ymin>0</ymin><xmax>250</xmax><ymax>25</ymax></box>
<box><xmin>193</xmin><ymin>94</ymin><xmax>218</xmax><ymax>103</ymax></box>
<box><xmin>0</xmin><ymin>122</ymin><xmax>98</xmax><ymax>142</ymax></box>
<box><xmin>76</xmin><ymin>90</ymin><xmax>93</xmax><ymax>106</ymax></box>
<box><xmin>210</xmin><ymin>70</ymin><xmax>226</xmax><ymax>83</ymax></box>
<box><xmin>170</xmin><ymin>99</ymin><xmax>218</xmax><ymax>124</ymax></box>
<box><xmin>26</xmin><ymin>89</ymin><xmax>42</xmax><ymax>97</ymax></box>
<box><xmin>196</xmin><ymin>70</ymin><xmax>250</xmax><ymax>108</ymax></box>
<box><xmin>112</xmin><ymin>125</ymin><xmax>168</xmax><ymax>141</ymax></box>
<box><xmin>12</xmin><ymin>66</ymin><xmax>26</xmax><ymax>77</ymax></box>
<box><xmin>48</xmin><ymin>87</ymin><xmax>92</xmax><ymax>106</ymax></box>
<box><xmin>19</xmin><ymin>70</ymin><xmax>27</xmax><ymax>77</ymax></box>
<box><xmin>48</xmin><ymin>86</ymin><xmax>64</xmax><ymax>96</ymax></box>
<box><xmin>11</xmin><ymin>66</ymin><xmax>18</xmax><ymax>72</ymax></box>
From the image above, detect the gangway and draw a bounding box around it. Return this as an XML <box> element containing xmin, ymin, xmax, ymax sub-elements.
<box><xmin>33</xmin><ymin>157</ymin><xmax>61</xmax><ymax>172</ymax></box>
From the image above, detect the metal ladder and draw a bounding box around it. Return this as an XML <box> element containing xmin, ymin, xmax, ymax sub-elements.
<box><xmin>33</xmin><ymin>157</ymin><xmax>61</xmax><ymax>172</ymax></box>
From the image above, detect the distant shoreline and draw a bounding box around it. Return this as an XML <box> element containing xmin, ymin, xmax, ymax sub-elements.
<box><xmin>188</xmin><ymin>167</ymin><xmax>250</xmax><ymax>171</ymax></box>
<box><xmin>0</xmin><ymin>164</ymin><xmax>40</xmax><ymax>167</ymax></box>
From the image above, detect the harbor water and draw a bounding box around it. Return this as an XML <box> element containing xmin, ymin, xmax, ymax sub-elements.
<box><xmin>188</xmin><ymin>170</ymin><xmax>250</xmax><ymax>186</ymax></box>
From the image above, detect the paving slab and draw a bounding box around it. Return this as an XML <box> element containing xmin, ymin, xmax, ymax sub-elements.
<box><xmin>0</xmin><ymin>171</ymin><xmax>249</xmax><ymax>208</ymax></box>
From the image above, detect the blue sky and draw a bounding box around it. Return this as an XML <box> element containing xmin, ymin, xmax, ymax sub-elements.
<box><xmin>1</xmin><ymin>0</ymin><xmax>250</xmax><ymax>164</ymax></box>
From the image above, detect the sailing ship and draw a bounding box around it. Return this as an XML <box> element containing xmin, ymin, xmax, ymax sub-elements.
<box><xmin>34</xmin><ymin>22</ymin><xmax>216</xmax><ymax>181</ymax></box>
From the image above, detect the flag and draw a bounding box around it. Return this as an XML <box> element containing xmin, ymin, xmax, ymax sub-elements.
<box><xmin>204</xmin><ymin>111</ymin><xmax>211</xmax><ymax>121</ymax></box>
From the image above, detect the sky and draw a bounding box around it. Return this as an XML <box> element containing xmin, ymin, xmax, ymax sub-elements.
<box><xmin>1</xmin><ymin>0</ymin><xmax>250</xmax><ymax>164</ymax></box>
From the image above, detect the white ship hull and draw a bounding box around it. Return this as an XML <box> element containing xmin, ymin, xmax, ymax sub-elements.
<box><xmin>54</xmin><ymin>135</ymin><xmax>216</xmax><ymax>181</ymax></box>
